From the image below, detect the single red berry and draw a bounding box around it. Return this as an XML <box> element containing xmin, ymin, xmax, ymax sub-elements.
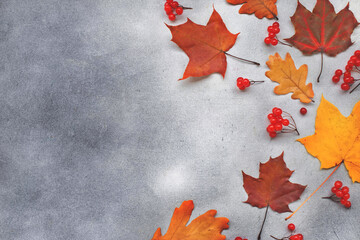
<box><xmin>234</xmin><ymin>237</ymin><xmax>242</xmax><ymax>240</ymax></box>
<box><xmin>292</xmin><ymin>235</ymin><xmax>300</xmax><ymax>240</ymax></box>
<box><xmin>268</xmin><ymin>113</ymin><xmax>275</xmax><ymax>120</ymax></box>
<box><xmin>335</xmin><ymin>69</ymin><xmax>343</xmax><ymax>76</ymax></box>
<box><xmin>297</xmin><ymin>234</ymin><xmax>304</xmax><ymax>240</ymax></box>
<box><xmin>344</xmin><ymin>77</ymin><xmax>353</xmax><ymax>84</ymax></box>
<box><xmin>282</xmin><ymin>119</ymin><xmax>290</xmax><ymax>126</ymax></box>
<box><xmin>243</xmin><ymin>78</ymin><xmax>251</xmax><ymax>87</ymax></box>
<box><xmin>171</xmin><ymin>1</ymin><xmax>179</xmax><ymax>8</ymax></box>
<box><xmin>264</xmin><ymin>37</ymin><xmax>271</xmax><ymax>45</ymax></box>
<box><xmin>167</xmin><ymin>0</ymin><xmax>173</xmax><ymax>3</ymax></box>
<box><xmin>275</xmin><ymin>123</ymin><xmax>283</xmax><ymax>131</ymax></box>
<box><xmin>344</xmin><ymin>71</ymin><xmax>352</xmax><ymax>78</ymax></box>
<box><xmin>350</xmin><ymin>56</ymin><xmax>357</xmax><ymax>61</ymax></box>
<box><xmin>166</xmin><ymin>9</ymin><xmax>173</xmax><ymax>15</ymax></box>
<box><xmin>270</xmin><ymin>117</ymin><xmax>278</xmax><ymax>125</ymax></box>
<box><xmin>237</xmin><ymin>77</ymin><xmax>243</xmax><ymax>82</ymax></box>
<box><xmin>268</xmin><ymin>32</ymin><xmax>276</xmax><ymax>38</ymax></box>
<box><xmin>355</xmin><ymin>50</ymin><xmax>360</xmax><ymax>58</ymax></box>
<box><xmin>334</xmin><ymin>180</ymin><xmax>342</xmax><ymax>188</ymax></box>
<box><xmin>343</xmin><ymin>193</ymin><xmax>350</xmax><ymax>200</ymax></box>
<box><xmin>331</xmin><ymin>186</ymin><xmax>338</xmax><ymax>194</ymax></box>
<box><xmin>288</xmin><ymin>223</ymin><xmax>296</xmax><ymax>231</ymax></box>
<box><xmin>165</xmin><ymin>4</ymin><xmax>172</xmax><ymax>12</ymax></box>
<box><xmin>342</xmin><ymin>186</ymin><xmax>349</xmax><ymax>194</ymax></box>
<box><xmin>356</xmin><ymin>59</ymin><xmax>360</xmax><ymax>66</ymax></box>
<box><xmin>336</xmin><ymin>190</ymin><xmax>344</xmax><ymax>198</ymax></box>
<box><xmin>273</xmin><ymin>107</ymin><xmax>282</xmax><ymax>116</ymax></box>
<box><xmin>300</xmin><ymin>107</ymin><xmax>307</xmax><ymax>115</ymax></box>
<box><xmin>344</xmin><ymin>201</ymin><xmax>351</xmax><ymax>208</ymax></box>
<box><xmin>271</xmin><ymin>38</ymin><xmax>278</xmax><ymax>46</ymax></box>
<box><xmin>168</xmin><ymin>14</ymin><xmax>176</xmax><ymax>21</ymax></box>
<box><xmin>345</xmin><ymin>65</ymin><xmax>353</xmax><ymax>71</ymax></box>
<box><xmin>332</xmin><ymin>75</ymin><xmax>340</xmax><ymax>83</ymax></box>
<box><xmin>176</xmin><ymin>7</ymin><xmax>183</xmax><ymax>15</ymax></box>
<box><xmin>273</xmin><ymin>27</ymin><xmax>280</xmax><ymax>34</ymax></box>
<box><xmin>267</xmin><ymin>125</ymin><xmax>276</xmax><ymax>133</ymax></box>
<box><xmin>267</xmin><ymin>26</ymin><xmax>274</xmax><ymax>33</ymax></box>
<box><xmin>348</xmin><ymin>60</ymin><xmax>355</xmax><ymax>66</ymax></box>
<box><xmin>272</xmin><ymin>22</ymin><xmax>279</xmax><ymax>28</ymax></box>
<box><xmin>341</xmin><ymin>198</ymin><xmax>347</xmax><ymax>205</ymax></box>
<box><xmin>289</xmin><ymin>236</ymin><xmax>295</xmax><ymax>240</ymax></box>
<box><xmin>341</xmin><ymin>83</ymin><xmax>350</xmax><ymax>91</ymax></box>
<box><xmin>277</xmin><ymin>115</ymin><xmax>283</xmax><ymax>121</ymax></box>
<box><xmin>269</xmin><ymin>132</ymin><xmax>277</xmax><ymax>138</ymax></box>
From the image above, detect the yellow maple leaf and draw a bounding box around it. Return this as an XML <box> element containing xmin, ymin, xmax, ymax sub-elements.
<box><xmin>298</xmin><ymin>96</ymin><xmax>360</xmax><ymax>182</ymax></box>
<box><xmin>152</xmin><ymin>200</ymin><xmax>229</xmax><ymax>240</ymax></box>
<box><xmin>266</xmin><ymin>52</ymin><xmax>314</xmax><ymax>103</ymax></box>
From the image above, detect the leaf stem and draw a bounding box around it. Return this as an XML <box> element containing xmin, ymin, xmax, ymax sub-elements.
<box><xmin>224</xmin><ymin>52</ymin><xmax>260</xmax><ymax>66</ymax></box>
<box><xmin>276</xmin><ymin>37</ymin><xmax>292</xmax><ymax>48</ymax></box>
<box><xmin>317</xmin><ymin>52</ymin><xmax>324</xmax><ymax>83</ymax></box>
<box><xmin>258</xmin><ymin>205</ymin><xmax>269</xmax><ymax>240</ymax></box>
<box><xmin>285</xmin><ymin>164</ymin><xmax>341</xmax><ymax>220</ymax></box>
<box><xmin>350</xmin><ymin>82</ymin><xmax>360</xmax><ymax>94</ymax></box>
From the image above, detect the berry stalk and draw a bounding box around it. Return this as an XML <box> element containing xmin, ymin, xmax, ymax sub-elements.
<box><xmin>285</xmin><ymin>164</ymin><xmax>341</xmax><ymax>220</ymax></box>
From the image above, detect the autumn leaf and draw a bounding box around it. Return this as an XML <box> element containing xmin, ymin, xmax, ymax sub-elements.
<box><xmin>242</xmin><ymin>153</ymin><xmax>306</xmax><ymax>239</ymax></box>
<box><xmin>226</xmin><ymin>0</ymin><xmax>278</xmax><ymax>20</ymax></box>
<box><xmin>298</xmin><ymin>96</ymin><xmax>360</xmax><ymax>183</ymax></box>
<box><xmin>152</xmin><ymin>200</ymin><xmax>229</xmax><ymax>240</ymax></box>
<box><xmin>266</xmin><ymin>52</ymin><xmax>314</xmax><ymax>103</ymax></box>
<box><xmin>285</xmin><ymin>0</ymin><xmax>359</xmax><ymax>82</ymax></box>
<box><xmin>166</xmin><ymin>8</ymin><xmax>259</xmax><ymax>80</ymax></box>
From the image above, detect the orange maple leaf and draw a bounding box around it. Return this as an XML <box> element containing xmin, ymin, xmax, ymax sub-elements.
<box><xmin>166</xmin><ymin>9</ymin><xmax>239</xmax><ymax>80</ymax></box>
<box><xmin>298</xmin><ymin>96</ymin><xmax>360</xmax><ymax>183</ymax></box>
<box><xmin>266</xmin><ymin>52</ymin><xmax>314</xmax><ymax>103</ymax></box>
<box><xmin>226</xmin><ymin>0</ymin><xmax>278</xmax><ymax>20</ymax></box>
<box><xmin>152</xmin><ymin>200</ymin><xmax>229</xmax><ymax>240</ymax></box>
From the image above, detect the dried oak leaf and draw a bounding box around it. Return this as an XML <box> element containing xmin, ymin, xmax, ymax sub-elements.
<box><xmin>226</xmin><ymin>0</ymin><xmax>278</xmax><ymax>20</ymax></box>
<box><xmin>152</xmin><ymin>200</ymin><xmax>229</xmax><ymax>240</ymax></box>
<box><xmin>243</xmin><ymin>153</ymin><xmax>306</xmax><ymax>213</ymax></box>
<box><xmin>298</xmin><ymin>96</ymin><xmax>360</xmax><ymax>183</ymax></box>
<box><xmin>286</xmin><ymin>0</ymin><xmax>358</xmax><ymax>56</ymax></box>
<box><xmin>266</xmin><ymin>52</ymin><xmax>314</xmax><ymax>103</ymax></box>
<box><xmin>166</xmin><ymin>9</ymin><xmax>238</xmax><ymax>80</ymax></box>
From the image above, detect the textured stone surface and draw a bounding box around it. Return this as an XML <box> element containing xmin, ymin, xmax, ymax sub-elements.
<box><xmin>0</xmin><ymin>0</ymin><xmax>359</xmax><ymax>239</ymax></box>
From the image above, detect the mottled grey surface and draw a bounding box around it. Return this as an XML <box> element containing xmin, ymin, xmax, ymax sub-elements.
<box><xmin>0</xmin><ymin>0</ymin><xmax>360</xmax><ymax>239</ymax></box>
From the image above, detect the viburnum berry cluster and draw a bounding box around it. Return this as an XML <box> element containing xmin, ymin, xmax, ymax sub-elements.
<box><xmin>323</xmin><ymin>181</ymin><xmax>351</xmax><ymax>208</ymax></box>
<box><xmin>164</xmin><ymin>0</ymin><xmax>191</xmax><ymax>21</ymax></box>
<box><xmin>332</xmin><ymin>50</ymin><xmax>360</xmax><ymax>93</ymax></box>
<box><xmin>271</xmin><ymin>223</ymin><xmax>304</xmax><ymax>240</ymax></box>
<box><xmin>236</xmin><ymin>77</ymin><xmax>264</xmax><ymax>91</ymax></box>
<box><xmin>266</xmin><ymin>107</ymin><xmax>299</xmax><ymax>138</ymax></box>
<box><xmin>264</xmin><ymin>22</ymin><xmax>280</xmax><ymax>46</ymax></box>
<box><xmin>234</xmin><ymin>236</ymin><xmax>248</xmax><ymax>240</ymax></box>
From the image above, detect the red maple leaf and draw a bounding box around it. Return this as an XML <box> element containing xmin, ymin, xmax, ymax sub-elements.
<box><xmin>242</xmin><ymin>153</ymin><xmax>306</xmax><ymax>239</ymax></box>
<box><xmin>285</xmin><ymin>0</ymin><xmax>358</xmax><ymax>81</ymax></box>
<box><xmin>167</xmin><ymin>8</ymin><xmax>258</xmax><ymax>80</ymax></box>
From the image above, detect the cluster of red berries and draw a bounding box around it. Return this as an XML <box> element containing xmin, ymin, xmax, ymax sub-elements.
<box><xmin>264</xmin><ymin>22</ymin><xmax>280</xmax><ymax>46</ymax></box>
<box><xmin>330</xmin><ymin>181</ymin><xmax>351</xmax><ymax>208</ymax></box>
<box><xmin>237</xmin><ymin>77</ymin><xmax>251</xmax><ymax>90</ymax></box>
<box><xmin>332</xmin><ymin>50</ymin><xmax>360</xmax><ymax>92</ymax></box>
<box><xmin>164</xmin><ymin>0</ymin><xmax>184</xmax><ymax>21</ymax></box>
<box><xmin>266</xmin><ymin>107</ymin><xmax>299</xmax><ymax>138</ymax></box>
<box><xmin>287</xmin><ymin>224</ymin><xmax>304</xmax><ymax>240</ymax></box>
<box><xmin>234</xmin><ymin>237</ymin><xmax>248</xmax><ymax>240</ymax></box>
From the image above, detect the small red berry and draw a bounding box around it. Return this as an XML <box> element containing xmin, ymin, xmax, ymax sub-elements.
<box><xmin>243</xmin><ymin>78</ymin><xmax>251</xmax><ymax>87</ymax></box>
<box><xmin>264</xmin><ymin>37</ymin><xmax>271</xmax><ymax>45</ymax></box>
<box><xmin>341</xmin><ymin>198</ymin><xmax>347</xmax><ymax>205</ymax></box>
<box><xmin>297</xmin><ymin>234</ymin><xmax>304</xmax><ymax>240</ymax></box>
<box><xmin>342</xmin><ymin>186</ymin><xmax>349</xmax><ymax>194</ymax></box>
<box><xmin>267</xmin><ymin>125</ymin><xmax>276</xmax><ymax>133</ymax></box>
<box><xmin>176</xmin><ymin>7</ymin><xmax>183</xmax><ymax>15</ymax></box>
<box><xmin>335</xmin><ymin>69</ymin><xmax>343</xmax><ymax>76</ymax></box>
<box><xmin>167</xmin><ymin>0</ymin><xmax>173</xmax><ymax>3</ymax></box>
<box><xmin>288</xmin><ymin>223</ymin><xmax>296</xmax><ymax>231</ymax></box>
<box><xmin>275</xmin><ymin>123</ymin><xmax>283</xmax><ymax>131</ymax></box>
<box><xmin>332</xmin><ymin>75</ymin><xmax>340</xmax><ymax>83</ymax></box>
<box><xmin>271</xmin><ymin>38</ymin><xmax>278</xmax><ymax>46</ymax></box>
<box><xmin>350</xmin><ymin>56</ymin><xmax>357</xmax><ymax>61</ymax></box>
<box><xmin>336</xmin><ymin>190</ymin><xmax>344</xmax><ymax>198</ymax></box>
<box><xmin>273</xmin><ymin>107</ymin><xmax>282</xmax><ymax>116</ymax></box>
<box><xmin>348</xmin><ymin>60</ymin><xmax>355</xmax><ymax>66</ymax></box>
<box><xmin>270</xmin><ymin>117</ymin><xmax>278</xmax><ymax>125</ymax></box>
<box><xmin>269</xmin><ymin>132</ymin><xmax>277</xmax><ymax>138</ymax></box>
<box><xmin>268</xmin><ymin>32</ymin><xmax>276</xmax><ymax>38</ymax></box>
<box><xmin>331</xmin><ymin>186</ymin><xmax>338</xmax><ymax>194</ymax></box>
<box><xmin>300</xmin><ymin>107</ymin><xmax>307</xmax><ymax>115</ymax></box>
<box><xmin>344</xmin><ymin>71</ymin><xmax>351</xmax><ymax>78</ymax></box>
<box><xmin>165</xmin><ymin>4</ymin><xmax>172</xmax><ymax>12</ymax></box>
<box><xmin>168</xmin><ymin>14</ymin><xmax>176</xmax><ymax>21</ymax></box>
<box><xmin>334</xmin><ymin>181</ymin><xmax>343</xmax><ymax>188</ymax></box>
<box><xmin>273</xmin><ymin>22</ymin><xmax>279</xmax><ymax>28</ymax></box>
<box><xmin>355</xmin><ymin>50</ymin><xmax>360</xmax><ymax>58</ymax></box>
<box><xmin>344</xmin><ymin>201</ymin><xmax>351</xmax><ymax>208</ymax></box>
<box><xmin>292</xmin><ymin>235</ymin><xmax>300</xmax><ymax>240</ymax></box>
<box><xmin>345</xmin><ymin>65</ymin><xmax>353</xmax><ymax>71</ymax></box>
<box><xmin>267</xmin><ymin>26</ymin><xmax>274</xmax><ymax>33</ymax></box>
<box><xmin>273</xmin><ymin>27</ymin><xmax>280</xmax><ymax>34</ymax></box>
<box><xmin>171</xmin><ymin>1</ymin><xmax>179</xmax><ymax>8</ymax></box>
<box><xmin>282</xmin><ymin>119</ymin><xmax>290</xmax><ymax>126</ymax></box>
<box><xmin>234</xmin><ymin>237</ymin><xmax>242</xmax><ymax>240</ymax></box>
<box><xmin>341</xmin><ymin>83</ymin><xmax>350</xmax><ymax>91</ymax></box>
<box><xmin>268</xmin><ymin>113</ymin><xmax>274</xmax><ymax>120</ymax></box>
<box><xmin>343</xmin><ymin>193</ymin><xmax>350</xmax><ymax>200</ymax></box>
<box><xmin>356</xmin><ymin>59</ymin><xmax>360</xmax><ymax>66</ymax></box>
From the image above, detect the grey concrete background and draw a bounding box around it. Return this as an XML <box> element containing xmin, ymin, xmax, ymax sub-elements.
<box><xmin>0</xmin><ymin>0</ymin><xmax>360</xmax><ymax>239</ymax></box>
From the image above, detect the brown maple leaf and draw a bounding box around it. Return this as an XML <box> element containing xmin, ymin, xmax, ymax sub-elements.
<box><xmin>227</xmin><ymin>0</ymin><xmax>278</xmax><ymax>20</ymax></box>
<box><xmin>167</xmin><ymin>8</ymin><xmax>259</xmax><ymax>80</ymax></box>
<box><xmin>242</xmin><ymin>153</ymin><xmax>306</xmax><ymax>239</ymax></box>
<box><xmin>285</xmin><ymin>0</ymin><xmax>359</xmax><ymax>82</ymax></box>
<box><xmin>152</xmin><ymin>200</ymin><xmax>229</xmax><ymax>240</ymax></box>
